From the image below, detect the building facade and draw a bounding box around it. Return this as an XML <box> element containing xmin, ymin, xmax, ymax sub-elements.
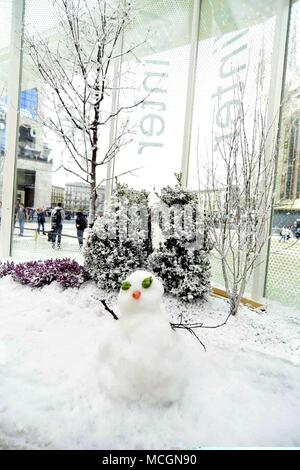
<box><xmin>0</xmin><ymin>88</ymin><xmax>53</xmax><ymax>209</ymax></box>
<box><xmin>274</xmin><ymin>82</ymin><xmax>300</xmax><ymax>225</ymax></box>
<box><xmin>65</xmin><ymin>182</ymin><xmax>105</xmax><ymax>214</ymax></box>
<box><xmin>51</xmin><ymin>185</ymin><xmax>65</xmax><ymax>208</ymax></box>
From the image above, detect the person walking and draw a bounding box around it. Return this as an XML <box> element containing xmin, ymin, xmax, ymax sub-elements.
<box><xmin>51</xmin><ymin>202</ymin><xmax>65</xmax><ymax>249</ymax></box>
<box><xmin>17</xmin><ymin>203</ymin><xmax>27</xmax><ymax>236</ymax></box>
<box><xmin>14</xmin><ymin>201</ymin><xmax>20</xmax><ymax>226</ymax></box>
<box><xmin>279</xmin><ymin>226</ymin><xmax>288</xmax><ymax>242</ymax></box>
<box><xmin>286</xmin><ymin>226</ymin><xmax>293</xmax><ymax>241</ymax></box>
<box><xmin>75</xmin><ymin>210</ymin><xmax>88</xmax><ymax>249</ymax></box>
<box><xmin>37</xmin><ymin>208</ymin><xmax>46</xmax><ymax>235</ymax></box>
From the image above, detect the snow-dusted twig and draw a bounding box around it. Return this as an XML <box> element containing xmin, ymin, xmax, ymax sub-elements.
<box><xmin>170</xmin><ymin>323</ymin><xmax>207</xmax><ymax>352</ymax></box>
<box><xmin>97</xmin><ymin>298</ymin><xmax>232</xmax><ymax>352</ymax></box>
<box><xmin>170</xmin><ymin>311</ymin><xmax>232</xmax><ymax>351</ymax></box>
<box><xmin>99</xmin><ymin>299</ymin><xmax>119</xmax><ymax>321</ymax></box>
<box><xmin>177</xmin><ymin>310</ymin><xmax>232</xmax><ymax>330</ymax></box>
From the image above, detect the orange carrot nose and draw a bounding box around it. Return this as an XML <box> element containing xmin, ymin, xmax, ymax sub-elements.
<box><xmin>132</xmin><ymin>291</ymin><xmax>141</xmax><ymax>300</ymax></box>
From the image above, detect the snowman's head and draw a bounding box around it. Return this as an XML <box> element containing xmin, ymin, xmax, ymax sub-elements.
<box><xmin>118</xmin><ymin>270</ymin><xmax>164</xmax><ymax>315</ymax></box>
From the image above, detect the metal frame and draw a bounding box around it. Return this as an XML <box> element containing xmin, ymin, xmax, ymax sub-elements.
<box><xmin>262</xmin><ymin>0</ymin><xmax>293</xmax><ymax>299</ymax></box>
<box><xmin>251</xmin><ymin>0</ymin><xmax>291</xmax><ymax>301</ymax></box>
<box><xmin>104</xmin><ymin>23</ymin><xmax>125</xmax><ymax>204</ymax></box>
<box><xmin>0</xmin><ymin>0</ymin><xmax>25</xmax><ymax>259</ymax></box>
<box><xmin>180</xmin><ymin>0</ymin><xmax>202</xmax><ymax>188</ymax></box>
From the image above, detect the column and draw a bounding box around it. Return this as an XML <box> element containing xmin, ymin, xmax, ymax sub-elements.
<box><xmin>0</xmin><ymin>0</ymin><xmax>25</xmax><ymax>259</ymax></box>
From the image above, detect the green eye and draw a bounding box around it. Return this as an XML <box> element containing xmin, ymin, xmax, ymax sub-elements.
<box><xmin>121</xmin><ymin>280</ymin><xmax>131</xmax><ymax>290</ymax></box>
<box><xmin>142</xmin><ymin>276</ymin><xmax>153</xmax><ymax>289</ymax></box>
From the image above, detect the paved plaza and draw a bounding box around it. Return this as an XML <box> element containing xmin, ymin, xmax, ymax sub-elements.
<box><xmin>2</xmin><ymin>219</ymin><xmax>299</xmax><ymax>308</ymax></box>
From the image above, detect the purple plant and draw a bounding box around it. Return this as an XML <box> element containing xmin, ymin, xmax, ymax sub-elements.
<box><xmin>0</xmin><ymin>258</ymin><xmax>90</xmax><ymax>288</ymax></box>
<box><xmin>0</xmin><ymin>261</ymin><xmax>15</xmax><ymax>278</ymax></box>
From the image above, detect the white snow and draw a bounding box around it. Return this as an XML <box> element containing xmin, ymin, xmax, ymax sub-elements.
<box><xmin>0</xmin><ymin>275</ymin><xmax>299</xmax><ymax>449</ymax></box>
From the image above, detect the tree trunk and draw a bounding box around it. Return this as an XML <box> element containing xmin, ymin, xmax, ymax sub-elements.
<box><xmin>89</xmin><ymin>87</ymin><xmax>100</xmax><ymax>227</ymax></box>
<box><xmin>88</xmin><ymin>182</ymin><xmax>97</xmax><ymax>228</ymax></box>
<box><xmin>229</xmin><ymin>284</ymin><xmax>240</xmax><ymax>315</ymax></box>
<box><xmin>229</xmin><ymin>296</ymin><xmax>239</xmax><ymax>316</ymax></box>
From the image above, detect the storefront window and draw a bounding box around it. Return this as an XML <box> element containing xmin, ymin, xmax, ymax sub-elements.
<box><xmin>10</xmin><ymin>0</ymin><xmax>109</xmax><ymax>260</ymax></box>
<box><xmin>266</xmin><ymin>0</ymin><xmax>300</xmax><ymax>307</ymax></box>
<box><xmin>2</xmin><ymin>0</ymin><xmax>299</xmax><ymax>308</ymax></box>
<box><xmin>0</xmin><ymin>0</ymin><xmax>13</xmax><ymax>237</ymax></box>
<box><xmin>187</xmin><ymin>0</ymin><xmax>278</xmax><ymax>292</ymax></box>
<box><xmin>113</xmin><ymin>0</ymin><xmax>194</xmax><ymax>192</ymax></box>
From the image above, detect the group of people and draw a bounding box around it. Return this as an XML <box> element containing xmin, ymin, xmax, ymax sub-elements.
<box><xmin>10</xmin><ymin>200</ymin><xmax>88</xmax><ymax>249</ymax></box>
<box><xmin>13</xmin><ymin>203</ymin><xmax>47</xmax><ymax>237</ymax></box>
<box><xmin>49</xmin><ymin>203</ymin><xmax>88</xmax><ymax>250</ymax></box>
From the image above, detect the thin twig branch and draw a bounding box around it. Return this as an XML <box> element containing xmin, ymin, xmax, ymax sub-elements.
<box><xmin>100</xmin><ymin>299</ymin><xmax>119</xmax><ymax>320</ymax></box>
<box><xmin>97</xmin><ymin>299</ymin><xmax>233</xmax><ymax>352</ymax></box>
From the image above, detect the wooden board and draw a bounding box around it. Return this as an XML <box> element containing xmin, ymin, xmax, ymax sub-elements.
<box><xmin>211</xmin><ymin>287</ymin><xmax>265</xmax><ymax>311</ymax></box>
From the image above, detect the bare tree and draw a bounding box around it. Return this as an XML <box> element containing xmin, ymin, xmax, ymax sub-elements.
<box><xmin>25</xmin><ymin>0</ymin><xmax>149</xmax><ymax>224</ymax></box>
<box><xmin>200</xmin><ymin>84</ymin><xmax>277</xmax><ymax>315</ymax></box>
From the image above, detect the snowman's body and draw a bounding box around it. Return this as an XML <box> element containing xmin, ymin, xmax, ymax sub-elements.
<box><xmin>98</xmin><ymin>270</ymin><xmax>185</xmax><ymax>404</ymax></box>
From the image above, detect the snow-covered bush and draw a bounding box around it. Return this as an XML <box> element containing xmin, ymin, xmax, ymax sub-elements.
<box><xmin>0</xmin><ymin>259</ymin><xmax>90</xmax><ymax>288</ymax></box>
<box><xmin>84</xmin><ymin>182</ymin><xmax>152</xmax><ymax>290</ymax></box>
<box><xmin>148</xmin><ymin>173</ymin><xmax>211</xmax><ymax>302</ymax></box>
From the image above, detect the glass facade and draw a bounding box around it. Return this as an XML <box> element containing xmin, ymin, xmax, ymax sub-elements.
<box><xmin>0</xmin><ymin>0</ymin><xmax>299</xmax><ymax>308</ymax></box>
<box><xmin>0</xmin><ymin>0</ymin><xmax>13</xmax><ymax>235</ymax></box>
<box><xmin>9</xmin><ymin>0</ymin><xmax>76</xmax><ymax>259</ymax></box>
<box><xmin>187</xmin><ymin>0</ymin><xmax>278</xmax><ymax>293</ymax></box>
<box><xmin>113</xmin><ymin>0</ymin><xmax>194</xmax><ymax>192</ymax></box>
<box><xmin>265</xmin><ymin>0</ymin><xmax>300</xmax><ymax>306</ymax></box>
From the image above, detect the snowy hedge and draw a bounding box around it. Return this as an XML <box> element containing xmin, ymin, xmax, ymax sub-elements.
<box><xmin>148</xmin><ymin>173</ymin><xmax>211</xmax><ymax>302</ymax></box>
<box><xmin>84</xmin><ymin>182</ymin><xmax>152</xmax><ymax>290</ymax></box>
<box><xmin>0</xmin><ymin>258</ymin><xmax>90</xmax><ymax>288</ymax></box>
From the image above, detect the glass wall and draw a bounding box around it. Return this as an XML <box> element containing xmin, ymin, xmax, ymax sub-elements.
<box><xmin>0</xmin><ymin>0</ymin><xmax>13</xmax><ymax>237</ymax></box>
<box><xmin>10</xmin><ymin>0</ymin><xmax>109</xmax><ymax>260</ymax></box>
<box><xmin>1</xmin><ymin>0</ymin><xmax>299</xmax><ymax>308</ymax></box>
<box><xmin>10</xmin><ymin>0</ymin><xmax>59</xmax><ymax>259</ymax></box>
<box><xmin>187</xmin><ymin>0</ymin><xmax>279</xmax><ymax>292</ymax></box>
<box><xmin>113</xmin><ymin>0</ymin><xmax>194</xmax><ymax>192</ymax></box>
<box><xmin>265</xmin><ymin>0</ymin><xmax>300</xmax><ymax>307</ymax></box>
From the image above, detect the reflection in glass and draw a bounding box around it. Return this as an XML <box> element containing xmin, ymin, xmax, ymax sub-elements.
<box><xmin>113</xmin><ymin>0</ymin><xmax>194</xmax><ymax>192</ymax></box>
<box><xmin>0</xmin><ymin>0</ymin><xmax>13</xmax><ymax>236</ymax></box>
<box><xmin>187</xmin><ymin>0</ymin><xmax>278</xmax><ymax>293</ymax></box>
<box><xmin>11</xmin><ymin>0</ymin><xmax>110</xmax><ymax>260</ymax></box>
<box><xmin>266</xmin><ymin>0</ymin><xmax>300</xmax><ymax>307</ymax></box>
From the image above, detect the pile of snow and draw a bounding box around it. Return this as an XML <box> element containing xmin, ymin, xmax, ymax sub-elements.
<box><xmin>0</xmin><ymin>275</ymin><xmax>299</xmax><ymax>449</ymax></box>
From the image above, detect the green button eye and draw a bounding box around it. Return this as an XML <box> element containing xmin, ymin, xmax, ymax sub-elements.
<box><xmin>142</xmin><ymin>276</ymin><xmax>153</xmax><ymax>289</ymax></box>
<box><xmin>121</xmin><ymin>281</ymin><xmax>131</xmax><ymax>290</ymax></box>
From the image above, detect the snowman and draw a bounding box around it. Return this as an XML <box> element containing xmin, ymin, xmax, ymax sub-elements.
<box><xmin>98</xmin><ymin>270</ymin><xmax>186</xmax><ymax>404</ymax></box>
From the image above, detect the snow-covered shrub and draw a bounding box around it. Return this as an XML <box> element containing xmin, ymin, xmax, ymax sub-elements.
<box><xmin>148</xmin><ymin>173</ymin><xmax>211</xmax><ymax>302</ymax></box>
<box><xmin>0</xmin><ymin>259</ymin><xmax>89</xmax><ymax>288</ymax></box>
<box><xmin>84</xmin><ymin>182</ymin><xmax>152</xmax><ymax>290</ymax></box>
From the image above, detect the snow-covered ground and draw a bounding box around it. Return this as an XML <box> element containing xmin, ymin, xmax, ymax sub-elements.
<box><xmin>0</xmin><ymin>276</ymin><xmax>299</xmax><ymax>449</ymax></box>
